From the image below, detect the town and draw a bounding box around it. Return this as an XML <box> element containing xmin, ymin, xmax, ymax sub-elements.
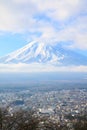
<box><xmin>0</xmin><ymin>87</ymin><xmax>87</xmax><ymax>123</ymax></box>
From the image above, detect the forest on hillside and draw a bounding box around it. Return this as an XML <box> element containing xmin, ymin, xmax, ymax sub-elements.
<box><xmin>0</xmin><ymin>107</ymin><xmax>87</xmax><ymax>130</ymax></box>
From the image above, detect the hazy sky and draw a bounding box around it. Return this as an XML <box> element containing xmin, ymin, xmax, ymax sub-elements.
<box><xmin>0</xmin><ymin>0</ymin><xmax>87</xmax><ymax>57</ymax></box>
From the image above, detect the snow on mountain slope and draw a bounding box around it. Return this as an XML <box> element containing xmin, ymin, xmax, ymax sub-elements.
<box><xmin>0</xmin><ymin>41</ymin><xmax>87</xmax><ymax>65</ymax></box>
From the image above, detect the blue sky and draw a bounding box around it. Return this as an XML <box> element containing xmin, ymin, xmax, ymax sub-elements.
<box><xmin>0</xmin><ymin>33</ymin><xmax>28</xmax><ymax>56</ymax></box>
<box><xmin>0</xmin><ymin>0</ymin><xmax>87</xmax><ymax>57</ymax></box>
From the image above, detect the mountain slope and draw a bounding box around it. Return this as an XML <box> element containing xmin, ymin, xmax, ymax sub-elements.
<box><xmin>0</xmin><ymin>41</ymin><xmax>87</xmax><ymax>65</ymax></box>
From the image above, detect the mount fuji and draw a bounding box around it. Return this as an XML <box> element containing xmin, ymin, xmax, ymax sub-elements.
<box><xmin>0</xmin><ymin>41</ymin><xmax>87</xmax><ymax>66</ymax></box>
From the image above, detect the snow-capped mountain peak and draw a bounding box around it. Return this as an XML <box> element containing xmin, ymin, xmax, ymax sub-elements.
<box><xmin>0</xmin><ymin>41</ymin><xmax>87</xmax><ymax>65</ymax></box>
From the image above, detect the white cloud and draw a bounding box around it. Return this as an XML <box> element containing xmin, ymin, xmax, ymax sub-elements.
<box><xmin>0</xmin><ymin>63</ymin><xmax>87</xmax><ymax>73</ymax></box>
<box><xmin>46</xmin><ymin>0</ymin><xmax>81</xmax><ymax>21</ymax></box>
<box><xmin>0</xmin><ymin>0</ymin><xmax>37</xmax><ymax>33</ymax></box>
<box><xmin>0</xmin><ymin>0</ymin><xmax>87</xmax><ymax>49</ymax></box>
